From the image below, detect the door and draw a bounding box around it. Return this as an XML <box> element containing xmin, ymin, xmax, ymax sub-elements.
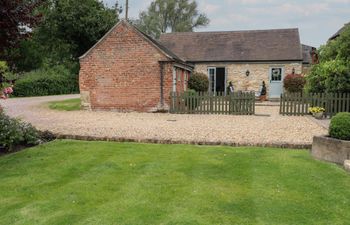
<box><xmin>216</xmin><ymin>68</ymin><xmax>226</xmax><ymax>93</ymax></box>
<box><xmin>172</xmin><ymin>67</ymin><xmax>177</xmax><ymax>92</ymax></box>
<box><xmin>208</xmin><ymin>67</ymin><xmax>216</xmax><ymax>94</ymax></box>
<box><xmin>208</xmin><ymin>67</ymin><xmax>226</xmax><ymax>94</ymax></box>
<box><xmin>269</xmin><ymin>67</ymin><xmax>284</xmax><ymax>98</ymax></box>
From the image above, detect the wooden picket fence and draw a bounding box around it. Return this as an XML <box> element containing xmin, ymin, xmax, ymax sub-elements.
<box><xmin>170</xmin><ymin>91</ymin><xmax>255</xmax><ymax>115</ymax></box>
<box><xmin>280</xmin><ymin>92</ymin><xmax>350</xmax><ymax>117</ymax></box>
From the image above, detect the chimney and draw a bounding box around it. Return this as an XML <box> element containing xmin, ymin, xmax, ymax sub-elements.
<box><xmin>310</xmin><ymin>47</ymin><xmax>319</xmax><ymax>65</ymax></box>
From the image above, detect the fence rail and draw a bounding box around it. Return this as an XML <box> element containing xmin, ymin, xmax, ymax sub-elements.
<box><xmin>280</xmin><ymin>92</ymin><xmax>350</xmax><ymax>117</ymax></box>
<box><xmin>170</xmin><ymin>92</ymin><xmax>255</xmax><ymax>115</ymax></box>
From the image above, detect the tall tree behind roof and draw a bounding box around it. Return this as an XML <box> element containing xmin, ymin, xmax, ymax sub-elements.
<box><xmin>134</xmin><ymin>0</ymin><xmax>209</xmax><ymax>39</ymax></box>
<box><xmin>36</xmin><ymin>0</ymin><xmax>122</xmax><ymax>60</ymax></box>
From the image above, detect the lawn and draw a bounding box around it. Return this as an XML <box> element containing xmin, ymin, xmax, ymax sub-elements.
<box><xmin>48</xmin><ymin>98</ymin><xmax>81</xmax><ymax>111</ymax></box>
<box><xmin>0</xmin><ymin>141</ymin><xmax>350</xmax><ymax>225</ymax></box>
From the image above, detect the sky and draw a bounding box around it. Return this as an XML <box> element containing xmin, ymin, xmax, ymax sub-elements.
<box><xmin>103</xmin><ymin>0</ymin><xmax>350</xmax><ymax>47</ymax></box>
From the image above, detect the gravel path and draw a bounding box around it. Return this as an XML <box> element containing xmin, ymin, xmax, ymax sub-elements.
<box><xmin>0</xmin><ymin>95</ymin><xmax>328</xmax><ymax>146</ymax></box>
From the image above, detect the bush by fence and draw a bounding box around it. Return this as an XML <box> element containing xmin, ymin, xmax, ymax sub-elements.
<box><xmin>283</xmin><ymin>74</ymin><xmax>306</xmax><ymax>93</ymax></box>
<box><xmin>188</xmin><ymin>72</ymin><xmax>209</xmax><ymax>92</ymax></box>
<box><xmin>13</xmin><ymin>65</ymin><xmax>79</xmax><ymax>97</ymax></box>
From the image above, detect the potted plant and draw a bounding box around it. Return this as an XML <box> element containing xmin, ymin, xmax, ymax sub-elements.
<box><xmin>309</xmin><ymin>107</ymin><xmax>325</xmax><ymax>119</ymax></box>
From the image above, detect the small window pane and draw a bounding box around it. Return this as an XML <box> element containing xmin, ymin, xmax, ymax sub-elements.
<box><xmin>271</xmin><ymin>68</ymin><xmax>282</xmax><ymax>81</ymax></box>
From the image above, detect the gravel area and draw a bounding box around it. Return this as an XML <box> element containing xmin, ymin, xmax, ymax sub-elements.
<box><xmin>0</xmin><ymin>95</ymin><xmax>328</xmax><ymax>146</ymax></box>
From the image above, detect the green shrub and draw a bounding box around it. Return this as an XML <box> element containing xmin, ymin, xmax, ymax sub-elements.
<box><xmin>325</xmin><ymin>61</ymin><xmax>350</xmax><ymax>93</ymax></box>
<box><xmin>329</xmin><ymin>112</ymin><xmax>350</xmax><ymax>140</ymax></box>
<box><xmin>188</xmin><ymin>72</ymin><xmax>209</xmax><ymax>92</ymax></box>
<box><xmin>306</xmin><ymin>60</ymin><xmax>350</xmax><ymax>93</ymax></box>
<box><xmin>13</xmin><ymin>65</ymin><xmax>79</xmax><ymax>97</ymax></box>
<box><xmin>283</xmin><ymin>74</ymin><xmax>306</xmax><ymax>93</ymax></box>
<box><xmin>0</xmin><ymin>111</ymin><xmax>41</xmax><ymax>151</ymax></box>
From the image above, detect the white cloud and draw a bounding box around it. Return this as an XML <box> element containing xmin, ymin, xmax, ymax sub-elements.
<box><xmin>102</xmin><ymin>0</ymin><xmax>350</xmax><ymax>47</ymax></box>
<box><xmin>200</xmin><ymin>2</ymin><xmax>221</xmax><ymax>14</ymax></box>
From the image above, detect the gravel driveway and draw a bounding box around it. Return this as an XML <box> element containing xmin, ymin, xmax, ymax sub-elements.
<box><xmin>1</xmin><ymin>95</ymin><xmax>327</xmax><ymax>147</ymax></box>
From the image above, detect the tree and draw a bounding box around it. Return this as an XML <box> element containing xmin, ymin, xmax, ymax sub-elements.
<box><xmin>36</xmin><ymin>0</ymin><xmax>122</xmax><ymax>60</ymax></box>
<box><xmin>135</xmin><ymin>0</ymin><xmax>209</xmax><ymax>38</ymax></box>
<box><xmin>0</xmin><ymin>0</ymin><xmax>43</xmax><ymax>59</ymax></box>
<box><xmin>7</xmin><ymin>0</ymin><xmax>122</xmax><ymax>72</ymax></box>
<box><xmin>306</xmin><ymin>25</ymin><xmax>350</xmax><ymax>93</ymax></box>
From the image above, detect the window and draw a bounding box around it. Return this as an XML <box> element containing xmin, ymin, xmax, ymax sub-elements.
<box><xmin>271</xmin><ymin>68</ymin><xmax>283</xmax><ymax>81</ymax></box>
<box><xmin>177</xmin><ymin>70</ymin><xmax>181</xmax><ymax>82</ymax></box>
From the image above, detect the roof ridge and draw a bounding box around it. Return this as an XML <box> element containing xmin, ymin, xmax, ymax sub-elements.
<box><xmin>160</xmin><ymin>28</ymin><xmax>299</xmax><ymax>36</ymax></box>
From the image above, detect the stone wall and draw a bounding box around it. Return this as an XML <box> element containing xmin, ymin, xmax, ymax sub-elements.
<box><xmin>312</xmin><ymin>136</ymin><xmax>350</xmax><ymax>165</ymax></box>
<box><xmin>194</xmin><ymin>62</ymin><xmax>302</xmax><ymax>96</ymax></box>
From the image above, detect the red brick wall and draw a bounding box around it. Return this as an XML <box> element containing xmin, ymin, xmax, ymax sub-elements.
<box><xmin>162</xmin><ymin>65</ymin><xmax>189</xmax><ymax>106</ymax></box>
<box><xmin>80</xmin><ymin>21</ymin><xmax>176</xmax><ymax>112</ymax></box>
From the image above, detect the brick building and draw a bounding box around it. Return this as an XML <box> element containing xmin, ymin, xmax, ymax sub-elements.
<box><xmin>79</xmin><ymin>20</ymin><xmax>311</xmax><ymax>112</ymax></box>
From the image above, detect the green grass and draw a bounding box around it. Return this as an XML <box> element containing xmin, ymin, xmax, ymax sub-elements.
<box><xmin>0</xmin><ymin>141</ymin><xmax>350</xmax><ymax>225</ymax></box>
<box><xmin>48</xmin><ymin>98</ymin><xmax>81</xmax><ymax>111</ymax></box>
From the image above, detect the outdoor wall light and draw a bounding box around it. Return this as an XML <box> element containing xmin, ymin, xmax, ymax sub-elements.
<box><xmin>246</xmin><ymin>70</ymin><xmax>250</xmax><ymax>77</ymax></box>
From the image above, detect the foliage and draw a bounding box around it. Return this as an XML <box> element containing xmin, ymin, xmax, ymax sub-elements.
<box><xmin>0</xmin><ymin>61</ymin><xmax>11</xmax><ymax>94</ymax></box>
<box><xmin>329</xmin><ymin>112</ymin><xmax>350</xmax><ymax>140</ymax></box>
<box><xmin>6</xmin><ymin>38</ymin><xmax>45</xmax><ymax>72</ymax></box>
<box><xmin>306</xmin><ymin>59</ymin><xmax>350</xmax><ymax>93</ymax></box>
<box><xmin>0</xmin><ymin>111</ymin><xmax>40</xmax><ymax>151</ymax></box>
<box><xmin>319</xmin><ymin>24</ymin><xmax>350</xmax><ymax>62</ymax></box>
<box><xmin>13</xmin><ymin>65</ymin><xmax>79</xmax><ymax>97</ymax></box>
<box><xmin>3</xmin><ymin>0</ymin><xmax>121</xmax><ymax>72</ymax></box>
<box><xmin>305</xmin><ymin>63</ymin><xmax>328</xmax><ymax>93</ymax></box>
<box><xmin>325</xmin><ymin>60</ymin><xmax>350</xmax><ymax>93</ymax></box>
<box><xmin>49</xmin><ymin>98</ymin><xmax>81</xmax><ymax>111</ymax></box>
<box><xmin>36</xmin><ymin>0</ymin><xmax>121</xmax><ymax>60</ymax></box>
<box><xmin>283</xmin><ymin>74</ymin><xmax>306</xmax><ymax>93</ymax></box>
<box><xmin>0</xmin><ymin>0</ymin><xmax>43</xmax><ymax>58</ymax></box>
<box><xmin>135</xmin><ymin>0</ymin><xmax>209</xmax><ymax>38</ymax></box>
<box><xmin>188</xmin><ymin>72</ymin><xmax>209</xmax><ymax>92</ymax></box>
<box><xmin>308</xmin><ymin>107</ymin><xmax>325</xmax><ymax>114</ymax></box>
<box><xmin>1</xmin><ymin>141</ymin><xmax>350</xmax><ymax>224</ymax></box>
<box><xmin>306</xmin><ymin>25</ymin><xmax>350</xmax><ymax>93</ymax></box>
<box><xmin>0</xmin><ymin>61</ymin><xmax>8</xmax><ymax>75</ymax></box>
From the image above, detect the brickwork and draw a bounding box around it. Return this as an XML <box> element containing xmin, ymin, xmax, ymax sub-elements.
<box><xmin>79</xmin><ymin>21</ymin><xmax>188</xmax><ymax>112</ymax></box>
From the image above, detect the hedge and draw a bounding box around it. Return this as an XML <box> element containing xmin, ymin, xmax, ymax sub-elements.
<box><xmin>13</xmin><ymin>66</ymin><xmax>79</xmax><ymax>97</ymax></box>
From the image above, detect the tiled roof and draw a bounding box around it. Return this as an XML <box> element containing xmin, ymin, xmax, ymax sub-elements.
<box><xmin>159</xmin><ymin>28</ymin><xmax>303</xmax><ymax>62</ymax></box>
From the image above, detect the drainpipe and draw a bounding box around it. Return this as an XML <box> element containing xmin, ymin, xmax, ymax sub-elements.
<box><xmin>160</xmin><ymin>62</ymin><xmax>165</xmax><ymax>108</ymax></box>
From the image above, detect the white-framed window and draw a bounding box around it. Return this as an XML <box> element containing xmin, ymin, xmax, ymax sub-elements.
<box><xmin>172</xmin><ymin>67</ymin><xmax>177</xmax><ymax>92</ymax></box>
<box><xmin>270</xmin><ymin>67</ymin><xmax>283</xmax><ymax>82</ymax></box>
<box><xmin>177</xmin><ymin>69</ymin><xmax>181</xmax><ymax>82</ymax></box>
<box><xmin>184</xmin><ymin>71</ymin><xmax>188</xmax><ymax>91</ymax></box>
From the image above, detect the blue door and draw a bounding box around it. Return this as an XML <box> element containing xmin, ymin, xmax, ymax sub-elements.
<box><xmin>269</xmin><ymin>67</ymin><xmax>284</xmax><ymax>98</ymax></box>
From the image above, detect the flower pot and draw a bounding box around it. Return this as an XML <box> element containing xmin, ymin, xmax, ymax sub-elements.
<box><xmin>313</xmin><ymin>112</ymin><xmax>324</xmax><ymax>120</ymax></box>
